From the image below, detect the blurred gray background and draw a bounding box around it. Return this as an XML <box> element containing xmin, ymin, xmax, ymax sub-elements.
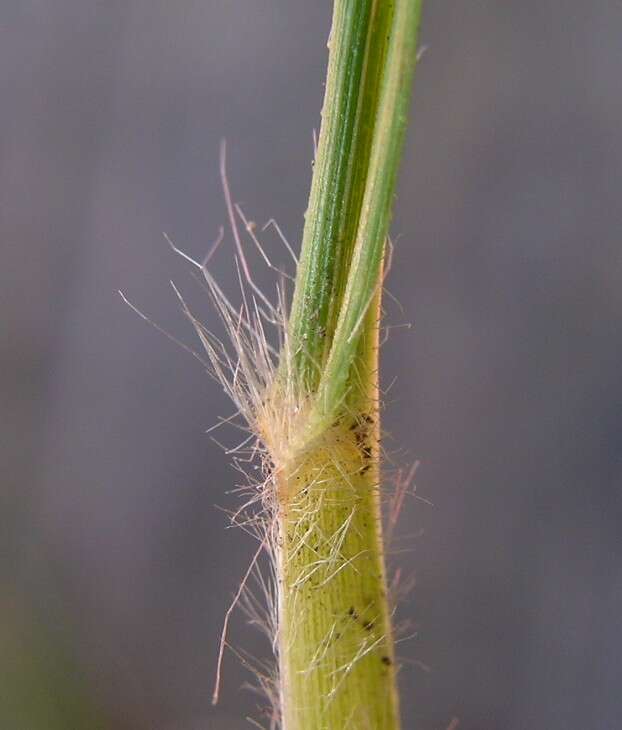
<box><xmin>2</xmin><ymin>2</ymin><xmax>621</xmax><ymax>728</ymax></box>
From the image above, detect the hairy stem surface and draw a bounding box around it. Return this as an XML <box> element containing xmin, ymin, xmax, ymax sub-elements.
<box><xmin>278</xmin><ymin>293</ymin><xmax>398</xmax><ymax>730</ymax></box>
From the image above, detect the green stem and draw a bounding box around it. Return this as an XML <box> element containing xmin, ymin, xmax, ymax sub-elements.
<box><xmin>287</xmin><ymin>0</ymin><xmax>393</xmax><ymax>390</ymax></box>
<box><xmin>274</xmin><ymin>2</ymin><xmax>423</xmax><ymax>729</ymax></box>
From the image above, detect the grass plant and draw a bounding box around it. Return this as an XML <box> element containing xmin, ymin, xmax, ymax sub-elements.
<box><xmin>129</xmin><ymin>2</ymin><xmax>423</xmax><ymax>728</ymax></box>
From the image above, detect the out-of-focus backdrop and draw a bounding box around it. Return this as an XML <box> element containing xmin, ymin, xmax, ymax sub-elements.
<box><xmin>2</xmin><ymin>2</ymin><xmax>621</xmax><ymax>728</ymax></box>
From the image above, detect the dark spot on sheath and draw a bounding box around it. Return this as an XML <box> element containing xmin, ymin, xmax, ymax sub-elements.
<box><xmin>348</xmin><ymin>606</ymin><xmax>359</xmax><ymax>620</ymax></box>
<box><xmin>362</xmin><ymin>445</ymin><xmax>373</xmax><ymax>459</ymax></box>
<box><xmin>363</xmin><ymin>621</ymin><xmax>375</xmax><ymax>631</ymax></box>
<box><xmin>381</xmin><ymin>656</ymin><xmax>392</xmax><ymax>666</ymax></box>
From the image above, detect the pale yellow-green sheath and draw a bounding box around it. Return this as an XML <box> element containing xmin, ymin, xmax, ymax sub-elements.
<box><xmin>274</xmin><ymin>294</ymin><xmax>399</xmax><ymax>730</ymax></box>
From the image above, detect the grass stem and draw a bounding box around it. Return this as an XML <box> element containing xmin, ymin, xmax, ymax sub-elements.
<box><xmin>270</xmin><ymin>2</ymin><xmax>423</xmax><ymax>727</ymax></box>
